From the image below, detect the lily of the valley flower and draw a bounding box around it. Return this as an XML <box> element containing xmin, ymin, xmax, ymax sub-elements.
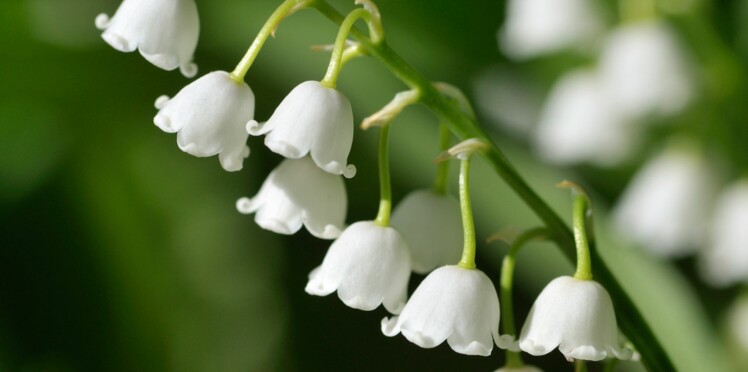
<box><xmin>382</xmin><ymin>265</ymin><xmax>514</xmax><ymax>356</ymax></box>
<box><xmin>305</xmin><ymin>221</ymin><xmax>410</xmax><ymax>313</ymax></box>
<box><xmin>613</xmin><ymin>148</ymin><xmax>714</xmax><ymax>258</ymax></box>
<box><xmin>598</xmin><ymin>21</ymin><xmax>693</xmax><ymax>119</ymax></box>
<box><xmin>236</xmin><ymin>156</ymin><xmax>346</xmax><ymax>239</ymax></box>
<box><xmin>533</xmin><ymin>70</ymin><xmax>638</xmax><ymax>166</ymax></box>
<box><xmin>499</xmin><ymin>0</ymin><xmax>602</xmax><ymax>60</ymax></box>
<box><xmin>699</xmin><ymin>181</ymin><xmax>748</xmax><ymax>287</ymax></box>
<box><xmin>391</xmin><ymin>190</ymin><xmax>463</xmax><ymax>274</ymax></box>
<box><xmin>154</xmin><ymin>71</ymin><xmax>254</xmax><ymax>172</ymax></box>
<box><xmin>96</xmin><ymin>0</ymin><xmax>200</xmax><ymax>77</ymax></box>
<box><xmin>248</xmin><ymin>81</ymin><xmax>356</xmax><ymax>178</ymax></box>
<box><xmin>519</xmin><ymin>276</ymin><xmax>633</xmax><ymax>361</ymax></box>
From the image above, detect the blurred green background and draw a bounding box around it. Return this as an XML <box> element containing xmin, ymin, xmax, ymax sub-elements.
<box><xmin>1</xmin><ymin>0</ymin><xmax>747</xmax><ymax>371</ymax></box>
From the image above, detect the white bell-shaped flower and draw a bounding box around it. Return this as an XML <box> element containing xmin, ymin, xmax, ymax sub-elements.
<box><xmin>699</xmin><ymin>181</ymin><xmax>748</xmax><ymax>286</ymax></box>
<box><xmin>154</xmin><ymin>71</ymin><xmax>253</xmax><ymax>172</ymax></box>
<box><xmin>96</xmin><ymin>0</ymin><xmax>199</xmax><ymax>77</ymax></box>
<box><xmin>391</xmin><ymin>190</ymin><xmax>463</xmax><ymax>274</ymax></box>
<box><xmin>236</xmin><ymin>156</ymin><xmax>346</xmax><ymax>239</ymax></box>
<box><xmin>613</xmin><ymin>148</ymin><xmax>714</xmax><ymax>258</ymax></box>
<box><xmin>599</xmin><ymin>21</ymin><xmax>693</xmax><ymax>119</ymax></box>
<box><xmin>305</xmin><ymin>221</ymin><xmax>410</xmax><ymax>313</ymax></box>
<box><xmin>533</xmin><ymin>70</ymin><xmax>638</xmax><ymax>166</ymax></box>
<box><xmin>248</xmin><ymin>81</ymin><xmax>356</xmax><ymax>178</ymax></box>
<box><xmin>382</xmin><ymin>265</ymin><xmax>514</xmax><ymax>356</ymax></box>
<box><xmin>500</xmin><ymin>0</ymin><xmax>602</xmax><ymax>60</ymax></box>
<box><xmin>519</xmin><ymin>276</ymin><xmax>633</xmax><ymax>361</ymax></box>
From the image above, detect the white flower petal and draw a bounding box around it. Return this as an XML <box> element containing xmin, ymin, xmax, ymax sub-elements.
<box><xmin>154</xmin><ymin>71</ymin><xmax>253</xmax><ymax>171</ymax></box>
<box><xmin>519</xmin><ymin>276</ymin><xmax>632</xmax><ymax>361</ymax></box>
<box><xmin>238</xmin><ymin>157</ymin><xmax>346</xmax><ymax>238</ymax></box>
<box><xmin>699</xmin><ymin>180</ymin><xmax>748</xmax><ymax>286</ymax></box>
<box><xmin>613</xmin><ymin>148</ymin><xmax>714</xmax><ymax>257</ymax></box>
<box><xmin>391</xmin><ymin>190</ymin><xmax>463</xmax><ymax>274</ymax></box>
<box><xmin>382</xmin><ymin>265</ymin><xmax>502</xmax><ymax>356</ymax></box>
<box><xmin>500</xmin><ymin>0</ymin><xmax>602</xmax><ymax>60</ymax></box>
<box><xmin>254</xmin><ymin>81</ymin><xmax>356</xmax><ymax>178</ymax></box>
<box><xmin>533</xmin><ymin>69</ymin><xmax>638</xmax><ymax>166</ymax></box>
<box><xmin>599</xmin><ymin>21</ymin><xmax>693</xmax><ymax>118</ymax></box>
<box><xmin>305</xmin><ymin>221</ymin><xmax>411</xmax><ymax>313</ymax></box>
<box><xmin>96</xmin><ymin>0</ymin><xmax>200</xmax><ymax>77</ymax></box>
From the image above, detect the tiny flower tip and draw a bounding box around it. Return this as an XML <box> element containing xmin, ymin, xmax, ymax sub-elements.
<box><xmin>179</xmin><ymin>142</ymin><xmax>200</xmax><ymax>156</ymax></box>
<box><xmin>496</xmin><ymin>334</ymin><xmax>520</xmax><ymax>352</ymax></box>
<box><xmin>319</xmin><ymin>161</ymin><xmax>356</xmax><ymax>179</ymax></box>
<box><xmin>141</xmin><ymin>51</ymin><xmax>179</xmax><ymax>72</ymax></box>
<box><xmin>312</xmin><ymin>224</ymin><xmax>343</xmax><ymax>240</ymax></box>
<box><xmin>235</xmin><ymin>197</ymin><xmax>255</xmax><ymax>214</ymax></box>
<box><xmin>154</xmin><ymin>114</ymin><xmax>175</xmax><ymax>133</ymax></box>
<box><xmin>304</xmin><ymin>279</ymin><xmax>335</xmax><ymax>297</ymax></box>
<box><xmin>401</xmin><ymin>329</ymin><xmax>441</xmax><ymax>349</ymax></box>
<box><xmin>380</xmin><ymin>316</ymin><xmax>400</xmax><ymax>337</ymax></box>
<box><xmin>154</xmin><ymin>95</ymin><xmax>170</xmax><ymax>110</ymax></box>
<box><xmin>179</xmin><ymin>62</ymin><xmax>198</xmax><ymax>78</ymax></box>
<box><xmin>95</xmin><ymin>13</ymin><xmax>110</xmax><ymax>30</ymax></box>
<box><xmin>219</xmin><ymin>155</ymin><xmax>244</xmax><ymax>172</ymax></box>
<box><xmin>246</xmin><ymin>120</ymin><xmax>263</xmax><ymax>135</ymax></box>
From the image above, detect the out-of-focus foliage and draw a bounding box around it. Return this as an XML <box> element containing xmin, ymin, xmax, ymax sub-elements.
<box><xmin>0</xmin><ymin>0</ymin><xmax>746</xmax><ymax>371</ymax></box>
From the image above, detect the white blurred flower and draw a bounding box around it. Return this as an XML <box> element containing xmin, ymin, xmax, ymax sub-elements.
<box><xmin>613</xmin><ymin>148</ymin><xmax>714</xmax><ymax>258</ymax></box>
<box><xmin>599</xmin><ymin>21</ymin><xmax>693</xmax><ymax>119</ymax></box>
<box><xmin>248</xmin><ymin>81</ymin><xmax>356</xmax><ymax>178</ymax></box>
<box><xmin>499</xmin><ymin>0</ymin><xmax>602</xmax><ymax>60</ymax></box>
<box><xmin>236</xmin><ymin>156</ymin><xmax>346</xmax><ymax>239</ymax></box>
<box><xmin>495</xmin><ymin>366</ymin><xmax>543</xmax><ymax>372</ymax></box>
<box><xmin>699</xmin><ymin>180</ymin><xmax>748</xmax><ymax>286</ymax></box>
<box><xmin>96</xmin><ymin>0</ymin><xmax>199</xmax><ymax>77</ymax></box>
<box><xmin>154</xmin><ymin>71</ymin><xmax>253</xmax><ymax>172</ymax></box>
<box><xmin>305</xmin><ymin>221</ymin><xmax>410</xmax><ymax>313</ymax></box>
<box><xmin>382</xmin><ymin>265</ymin><xmax>514</xmax><ymax>356</ymax></box>
<box><xmin>391</xmin><ymin>190</ymin><xmax>463</xmax><ymax>274</ymax></box>
<box><xmin>519</xmin><ymin>276</ymin><xmax>633</xmax><ymax>361</ymax></box>
<box><xmin>533</xmin><ymin>70</ymin><xmax>638</xmax><ymax>166</ymax></box>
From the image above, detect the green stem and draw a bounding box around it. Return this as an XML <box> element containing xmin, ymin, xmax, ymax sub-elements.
<box><xmin>500</xmin><ymin>227</ymin><xmax>548</xmax><ymax>368</ymax></box>
<box><xmin>604</xmin><ymin>357</ymin><xmax>620</xmax><ymax>372</ymax></box>
<box><xmin>320</xmin><ymin>8</ymin><xmax>370</xmax><ymax>88</ymax></box>
<box><xmin>433</xmin><ymin>124</ymin><xmax>451</xmax><ymax>194</ymax></box>
<box><xmin>575</xmin><ymin>360</ymin><xmax>588</xmax><ymax>372</ymax></box>
<box><xmin>311</xmin><ymin>2</ymin><xmax>674</xmax><ymax>370</ymax></box>
<box><xmin>572</xmin><ymin>194</ymin><xmax>593</xmax><ymax>281</ymax></box>
<box><xmin>230</xmin><ymin>0</ymin><xmax>302</xmax><ymax>82</ymax></box>
<box><xmin>374</xmin><ymin>124</ymin><xmax>392</xmax><ymax>226</ymax></box>
<box><xmin>457</xmin><ymin>158</ymin><xmax>476</xmax><ymax>269</ymax></box>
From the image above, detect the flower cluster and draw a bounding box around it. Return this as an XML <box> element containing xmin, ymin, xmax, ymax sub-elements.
<box><xmin>96</xmin><ymin>0</ymin><xmax>641</xmax><ymax>369</ymax></box>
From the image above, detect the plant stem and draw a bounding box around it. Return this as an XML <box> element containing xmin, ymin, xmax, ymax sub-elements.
<box><xmin>320</xmin><ymin>8</ymin><xmax>370</xmax><ymax>88</ymax></box>
<box><xmin>311</xmin><ymin>2</ymin><xmax>674</xmax><ymax>370</ymax></box>
<box><xmin>457</xmin><ymin>158</ymin><xmax>476</xmax><ymax>269</ymax></box>
<box><xmin>374</xmin><ymin>123</ymin><xmax>391</xmax><ymax>226</ymax></box>
<box><xmin>572</xmin><ymin>194</ymin><xmax>593</xmax><ymax>280</ymax></box>
<box><xmin>433</xmin><ymin>124</ymin><xmax>451</xmax><ymax>195</ymax></box>
<box><xmin>230</xmin><ymin>0</ymin><xmax>302</xmax><ymax>82</ymax></box>
<box><xmin>500</xmin><ymin>227</ymin><xmax>548</xmax><ymax>368</ymax></box>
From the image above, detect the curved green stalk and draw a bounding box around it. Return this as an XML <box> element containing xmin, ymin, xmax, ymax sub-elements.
<box><xmin>374</xmin><ymin>124</ymin><xmax>391</xmax><ymax>226</ymax></box>
<box><xmin>572</xmin><ymin>193</ymin><xmax>593</xmax><ymax>280</ymax></box>
<box><xmin>230</xmin><ymin>0</ymin><xmax>303</xmax><ymax>82</ymax></box>
<box><xmin>500</xmin><ymin>227</ymin><xmax>548</xmax><ymax>368</ymax></box>
<box><xmin>310</xmin><ymin>2</ymin><xmax>674</xmax><ymax>370</ymax></box>
<box><xmin>321</xmin><ymin>8</ymin><xmax>371</xmax><ymax>88</ymax></box>
<box><xmin>457</xmin><ymin>157</ymin><xmax>476</xmax><ymax>270</ymax></box>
